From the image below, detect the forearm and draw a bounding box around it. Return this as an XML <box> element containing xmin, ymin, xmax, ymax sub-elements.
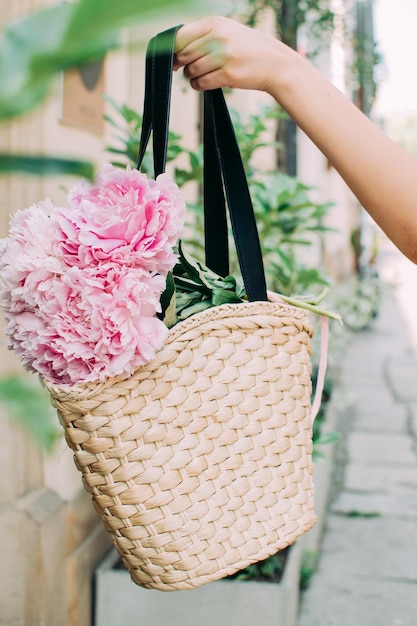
<box><xmin>268</xmin><ymin>48</ymin><xmax>417</xmax><ymax>262</ymax></box>
<box><xmin>175</xmin><ymin>16</ymin><xmax>417</xmax><ymax>263</ymax></box>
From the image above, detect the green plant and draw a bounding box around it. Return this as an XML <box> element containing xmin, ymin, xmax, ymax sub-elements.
<box><xmin>160</xmin><ymin>243</ymin><xmax>246</xmax><ymax>328</ymax></box>
<box><xmin>299</xmin><ymin>548</ymin><xmax>318</xmax><ymax>589</ymax></box>
<box><xmin>225</xmin><ymin>106</ymin><xmax>336</xmax><ymax>297</ymax></box>
<box><xmin>0</xmin><ymin>375</ymin><xmax>59</xmax><ymax>452</ymax></box>
<box><xmin>0</xmin><ymin>0</ymin><xmax>191</xmax><ymax>178</ymax></box>
<box><xmin>106</xmin><ymin>97</ymin><xmax>335</xmax><ymax>301</ymax></box>
<box><xmin>229</xmin><ymin>105</ymin><xmax>285</xmax><ymax>174</ymax></box>
<box><xmin>351</xmin><ymin>0</ymin><xmax>382</xmax><ymax>116</ymax></box>
<box><xmin>250</xmin><ymin>172</ymin><xmax>334</xmax><ymax>295</ymax></box>
<box><xmin>327</xmin><ymin>272</ymin><xmax>381</xmax><ymax>332</ymax></box>
<box><xmin>228</xmin><ymin>548</ymin><xmax>289</xmax><ymax>582</ymax></box>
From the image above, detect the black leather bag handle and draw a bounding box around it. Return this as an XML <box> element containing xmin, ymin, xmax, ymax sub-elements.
<box><xmin>137</xmin><ymin>26</ymin><xmax>267</xmax><ymax>302</ymax></box>
<box><xmin>137</xmin><ymin>28</ymin><xmax>180</xmax><ymax>178</ymax></box>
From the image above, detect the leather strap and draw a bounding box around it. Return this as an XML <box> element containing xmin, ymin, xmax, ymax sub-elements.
<box><xmin>137</xmin><ymin>28</ymin><xmax>180</xmax><ymax>176</ymax></box>
<box><xmin>204</xmin><ymin>90</ymin><xmax>267</xmax><ymax>301</ymax></box>
<box><xmin>137</xmin><ymin>26</ymin><xmax>267</xmax><ymax>302</ymax></box>
<box><xmin>203</xmin><ymin>90</ymin><xmax>229</xmax><ymax>278</ymax></box>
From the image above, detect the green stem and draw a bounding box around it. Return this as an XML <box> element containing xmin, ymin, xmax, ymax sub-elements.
<box><xmin>273</xmin><ymin>292</ymin><xmax>343</xmax><ymax>324</ymax></box>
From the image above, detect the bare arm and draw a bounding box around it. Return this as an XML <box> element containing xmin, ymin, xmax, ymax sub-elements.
<box><xmin>175</xmin><ymin>16</ymin><xmax>417</xmax><ymax>264</ymax></box>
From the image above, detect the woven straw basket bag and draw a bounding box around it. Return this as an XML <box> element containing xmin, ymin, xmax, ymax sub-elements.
<box><xmin>45</xmin><ymin>27</ymin><xmax>318</xmax><ymax>592</ymax></box>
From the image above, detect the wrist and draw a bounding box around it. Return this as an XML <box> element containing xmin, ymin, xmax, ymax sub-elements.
<box><xmin>263</xmin><ymin>42</ymin><xmax>306</xmax><ymax>102</ymax></box>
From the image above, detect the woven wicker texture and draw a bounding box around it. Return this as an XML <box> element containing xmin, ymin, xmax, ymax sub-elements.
<box><xmin>46</xmin><ymin>301</ymin><xmax>316</xmax><ymax>591</ymax></box>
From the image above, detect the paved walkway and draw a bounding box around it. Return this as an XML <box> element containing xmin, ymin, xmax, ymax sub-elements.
<box><xmin>298</xmin><ymin>243</ymin><xmax>417</xmax><ymax>626</ymax></box>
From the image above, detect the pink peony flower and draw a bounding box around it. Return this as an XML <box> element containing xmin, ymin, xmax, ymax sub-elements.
<box><xmin>0</xmin><ymin>165</ymin><xmax>185</xmax><ymax>385</ymax></box>
<box><xmin>3</xmin><ymin>264</ymin><xmax>168</xmax><ymax>385</ymax></box>
<box><xmin>59</xmin><ymin>164</ymin><xmax>186</xmax><ymax>274</ymax></box>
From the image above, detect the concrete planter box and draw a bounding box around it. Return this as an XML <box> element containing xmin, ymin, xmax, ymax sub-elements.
<box><xmin>95</xmin><ymin>542</ymin><xmax>302</xmax><ymax>626</ymax></box>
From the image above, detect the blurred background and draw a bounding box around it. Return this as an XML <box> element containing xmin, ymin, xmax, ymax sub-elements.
<box><xmin>0</xmin><ymin>1</ymin><xmax>415</xmax><ymax>624</ymax></box>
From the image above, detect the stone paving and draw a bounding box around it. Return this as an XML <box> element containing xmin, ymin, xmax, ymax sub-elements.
<box><xmin>298</xmin><ymin>244</ymin><xmax>417</xmax><ymax>626</ymax></box>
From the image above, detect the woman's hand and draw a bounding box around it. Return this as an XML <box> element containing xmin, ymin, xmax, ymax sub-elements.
<box><xmin>174</xmin><ymin>16</ymin><xmax>284</xmax><ymax>94</ymax></box>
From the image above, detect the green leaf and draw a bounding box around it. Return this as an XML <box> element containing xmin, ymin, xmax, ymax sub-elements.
<box><xmin>212</xmin><ymin>287</ymin><xmax>243</xmax><ymax>306</ymax></box>
<box><xmin>0</xmin><ymin>375</ymin><xmax>59</xmax><ymax>453</ymax></box>
<box><xmin>0</xmin><ymin>0</ymin><xmax>192</xmax><ymax>121</ymax></box>
<box><xmin>314</xmin><ymin>431</ymin><xmax>340</xmax><ymax>446</ymax></box>
<box><xmin>177</xmin><ymin>242</ymin><xmax>212</xmax><ymax>290</ymax></box>
<box><xmin>312</xmin><ymin>448</ymin><xmax>327</xmax><ymax>460</ymax></box>
<box><xmin>173</xmin><ymin>275</ymin><xmax>204</xmax><ymax>292</ymax></box>
<box><xmin>160</xmin><ymin>272</ymin><xmax>178</xmax><ymax>329</ymax></box>
<box><xmin>0</xmin><ymin>2</ymin><xmax>74</xmax><ymax>119</ymax></box>
<box><xmin>0</xmin><ymin>154</ymin><xmax>94</xmax><ymax>179</ymax></box>
<box><xmin>292</xmin><ymin>268</ymin><xmax>330</xmax><ymax>290</ymax></box>
<box><xmin>177</xmin><ymin>300</ymin><xmax>213</xmax><ymax>320</ymax></box>
<box><xmin>175</xmin><ymin>290</ymin><xmax>205</xmax><ymax>312</ymax></box>
<box><xmin>273</xmin><ymin>249</ymin><xmax>294</xmax><ymax>271</ymax></box>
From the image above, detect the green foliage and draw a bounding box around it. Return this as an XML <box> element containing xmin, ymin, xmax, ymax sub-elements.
<box><xmin>104</xmin><ymin>95</ymin><xmax>194</xmax><ymax>176</ymax></box>
<box><xmin>219</xmin><ymin>110</ymin><xmax>336</xmax><ymax>298</ymax></box>
<box><xmin>0</xmin><ymin>154</ymin><xmax>94</xmax><ymax>179</ymax></box>
<box><xmin>0</xmin><ymin>0</ymin><xmax>191</xmax><ymax>177</ymax></box>
<box><xmin>312</xmin><ymin>431</ymin><xmax>340</xmax><ymax>460</ymax></box>
<box><xmin>161</xmin><ymin>243</ymin><xmax>245</xmax><ymax>327</ymax></box>
<box><xmin>0</xmin><ymin>0</ymin><xmax>189</xmax><ymax>122</ymax></box>
<box><xmin>106</xmin><ymin>97</ymin><xmax>334</xmax><ymax>299</ymax></box>
<box><xmin>250</xmin><ymin>172</ymin><xmax>334</xmax><ymax>295</ymax></box>
<box><xmin>0</xmin><ymin>375</ymin><xmax>59</xmax><ymax>453</ymax></box>
<box><xmin>229</xmin><ymin>106</ymin><xmax>284</xmax><ymax>174</ymax></box>
<box><xmin>229</xmin><ymin>549</ymin><xmax>288</xmax><ymax>582</ymax></box>
<box><xmin>351</xmin><ymin>32</ymin><xmax>382</xmax><ymax>104</ymax></box>
<box><xmin>299</xmin><ymin>549</ymin><xmax>318</xmax><ymax>589</ymax></box>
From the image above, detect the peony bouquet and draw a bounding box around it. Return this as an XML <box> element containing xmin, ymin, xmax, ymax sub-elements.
<box><xmin>0</xmin><ymin>164</ymin><xmax>340</xmax><ymax>389</ymax></box>
<box><xmin>0</xmin><ymin>165</ymin><xmax>187</xmax><ymax>385</ymax></box>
